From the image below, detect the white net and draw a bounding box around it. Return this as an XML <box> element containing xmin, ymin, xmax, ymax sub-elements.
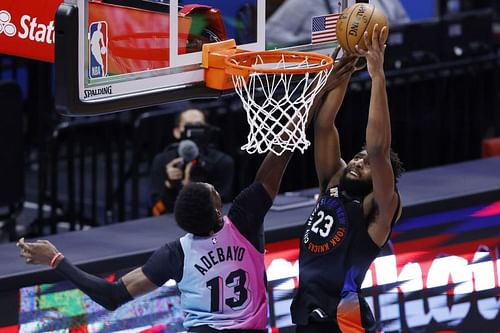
<box><xmin>230</xmin><ymin>54</ymin><xmax>332</xmax><ymax>155</ymax></box>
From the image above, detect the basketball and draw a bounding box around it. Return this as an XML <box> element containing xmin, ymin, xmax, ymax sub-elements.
<box><xmin>336</xmin><ymin>3</ymin><xmax>389</xmax><ymax>53</ymax></box>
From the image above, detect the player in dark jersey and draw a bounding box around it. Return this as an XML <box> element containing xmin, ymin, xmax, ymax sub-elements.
<box><xmin>290</xmin><ymin>25</ymin><xmax>404</xmax><ymax>333</ymax></box>
<box><xmin>17</xmin><ymin>56</ymin><xmax>359</xmax><ymax>332</ymax></box>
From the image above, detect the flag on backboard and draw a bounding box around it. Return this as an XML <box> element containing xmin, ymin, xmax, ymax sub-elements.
<box><xmin>311</xmin><ymin>13</ymin><xmax>340</xmax><ymax>44</ymax></box>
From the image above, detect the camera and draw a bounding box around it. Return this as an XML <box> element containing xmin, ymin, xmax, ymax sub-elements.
<box><xmin>182</xmin><ymin>123</ymin><xmax>218</xmax><ymax>146</ymax></box>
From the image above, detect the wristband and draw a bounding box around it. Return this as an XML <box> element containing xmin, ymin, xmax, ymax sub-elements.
<box><xmin>50</xmin><ymin>252</ymin><xmax>63</xmax><ymax>268</ymax></box>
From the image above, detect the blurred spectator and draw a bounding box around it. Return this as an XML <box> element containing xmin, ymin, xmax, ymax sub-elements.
<box><xmin>149</xmin><ymin>109</ymin><xmax>234</xmax><ymax>216</ymax></box>
<box><xmin>266</xmin><ymin>0</ymin><xmax>410</xmax><ymax>48</ymax></box>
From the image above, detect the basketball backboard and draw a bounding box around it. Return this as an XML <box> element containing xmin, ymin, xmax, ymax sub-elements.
<box><xmin>56</xmin><ymin>0</ymin><xmax>344</xmax><ymax>115</ymax></box>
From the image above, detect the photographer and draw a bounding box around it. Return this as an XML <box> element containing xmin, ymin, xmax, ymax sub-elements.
<box><xmin>149</xmin><ymin>109</ymin><xmax>235</xmax><ymax>216</ymax></box>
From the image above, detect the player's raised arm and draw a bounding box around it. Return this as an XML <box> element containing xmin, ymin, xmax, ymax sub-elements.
<box><xmin>255</xmin><ymin>54</ymin><xmax>357</xmax><ymax>199</ymax></box>
<box><xmin>355</xmin><ymin>25</ymin><xmax>400</xmax><ymax>238</ymax></box>
<box><xmin>312</xmin><ymin>55</ymin><xmax>357</xmax><ymax>194</ymax></box>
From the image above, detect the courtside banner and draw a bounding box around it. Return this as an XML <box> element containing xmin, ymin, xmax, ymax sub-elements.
<box><xmin>0</xmin><ymin>0</ymin><xmax>62</xmax><ymax>62</ymax></box>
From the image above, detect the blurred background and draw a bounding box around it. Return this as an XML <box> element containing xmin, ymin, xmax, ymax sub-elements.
<box><xmin>0</xmin><ymin>1</ymin><xmax>499</xmax><ymax>332</ymax></box>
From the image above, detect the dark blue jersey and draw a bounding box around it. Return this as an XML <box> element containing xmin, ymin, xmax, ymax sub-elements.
<box><xmin>291</xmin><ymin>185</ymin><xmax>400</xmax><ymax>330</ymax></box>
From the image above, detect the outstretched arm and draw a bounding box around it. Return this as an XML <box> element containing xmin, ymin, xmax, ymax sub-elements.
<box><xmin>17</xmin><ymin>238</ymin><xmax>159</xmax><ymax>310</ymax></box>
<box><xmin>255</xmin><ymin>54</ymin><xmax>357</xmax><ymax>199</ymax></box>
<box><xmin>254</xmin><ymin>151</ymin><xmax>294</xmax><ymax>200</ymax></box>
<box><xmin>355</xmin><ymin>25</ymin><xmax>400</xmax><ymax>243</ymax></box>
<box><xmin>313</xmin><ymin>55</ymin><xmax>358</xmax><ymax>194</ymax></box>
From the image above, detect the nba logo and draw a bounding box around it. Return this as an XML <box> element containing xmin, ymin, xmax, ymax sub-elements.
<box><xmin>88</xmin><ymin>21</ymin><xmax>108</xmax><ymax>79</ymax></box>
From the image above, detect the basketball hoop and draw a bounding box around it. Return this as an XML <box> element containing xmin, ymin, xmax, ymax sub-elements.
<box><xmin>202</xmin><ymin>40</ymin><xmax>334</xmax><ymax>155</ymax></box>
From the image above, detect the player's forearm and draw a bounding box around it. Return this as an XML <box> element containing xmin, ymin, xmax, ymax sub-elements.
<box><xmin>255</xmin><ymin>150</ymin><xmax>294</xmax><ymax>199</ymax></box>
<box><xmin>366</xmin><ymin>74</ymin><xmax>391</xmax><ymax>155</ymax></box>
<box><xmin>55</xmin><ymin>257</ymin><xmax>133</xmax><ymax>310</ymax></box>
<box><xmin>315</xmin><ymin>78</ymin><xmax>350</xmax><ymax>129</ymax></box>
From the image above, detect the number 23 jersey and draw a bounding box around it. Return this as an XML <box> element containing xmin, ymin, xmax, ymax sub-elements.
<box><xmin>291</xmin><ymin>185</ymin><xmax>384</xmax><ymax>325</ymax></box>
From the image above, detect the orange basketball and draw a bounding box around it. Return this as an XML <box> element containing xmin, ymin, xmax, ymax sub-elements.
<box><xmin>336</xmin><ymin>3</ymin><xmax>389</xmax><ymax>53</ymax></box>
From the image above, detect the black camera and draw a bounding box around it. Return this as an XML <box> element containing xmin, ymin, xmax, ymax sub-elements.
<box><xmin>182</xmin><ymin>123</ymin><xmax>218</xmax><ymax>146</ymax></box>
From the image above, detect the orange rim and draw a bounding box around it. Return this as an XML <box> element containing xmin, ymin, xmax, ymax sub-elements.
<box><xmin>225</xmin><ymin>50</ymin><xmax>333</xmax><ymax>76</ymax></box>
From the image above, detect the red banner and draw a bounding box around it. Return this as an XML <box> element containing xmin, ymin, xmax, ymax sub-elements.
<box><xmin>0</xmin><ymin>0</ymin><xmax>62</xmax><ymax>62</ymax></box>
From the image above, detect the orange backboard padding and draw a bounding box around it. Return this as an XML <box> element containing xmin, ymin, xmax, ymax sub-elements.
<box><xmin>202</xmin><ymin>39</ymin><xmax>249</xmax><ymax>90</ymax></box>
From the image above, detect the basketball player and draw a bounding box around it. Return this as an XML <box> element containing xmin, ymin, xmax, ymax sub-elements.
<box><xmin>16</xmin><ymin>55</ymin><xmax>358</xmax><ymax>333</ymax></box>
<box><xmin>291</xmin><ymin>25</ymin><xmax>404</xmax><ymax>332</ymax></box>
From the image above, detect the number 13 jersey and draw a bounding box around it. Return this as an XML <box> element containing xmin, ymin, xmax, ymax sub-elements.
<box><xmin>178</xmin><ymin>215</ymin><xmax>267</xmax><ymax>330</ymax></box>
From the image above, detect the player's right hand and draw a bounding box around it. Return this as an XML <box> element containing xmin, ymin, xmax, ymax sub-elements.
<box><xmin>17</xmin><ymin>238</ymin><xmax>60</xmax><ymax>266</ymax></box>
<box><xmin>324</xmin><ymin>54</ymin><xmax>358</xmax><ymax>92</ymax></box>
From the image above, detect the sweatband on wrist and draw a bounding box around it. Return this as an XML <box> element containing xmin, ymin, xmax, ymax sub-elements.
<box><xmin>50</xmin><ymin>252</ymin><xmax>63</xmax><ymax>268</ymax></box>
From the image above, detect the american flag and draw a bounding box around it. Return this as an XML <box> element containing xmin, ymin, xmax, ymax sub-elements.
<box><xmin>311</xmin><ymin>13</ymin><xmax>340</xmax><ymax>44</ymax></box>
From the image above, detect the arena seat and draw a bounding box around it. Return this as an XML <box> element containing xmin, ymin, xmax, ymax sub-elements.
<box><xmin>482</xmin><ymin>137</ymin><xmax>500</xmax><ymax>157</ymax></box>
